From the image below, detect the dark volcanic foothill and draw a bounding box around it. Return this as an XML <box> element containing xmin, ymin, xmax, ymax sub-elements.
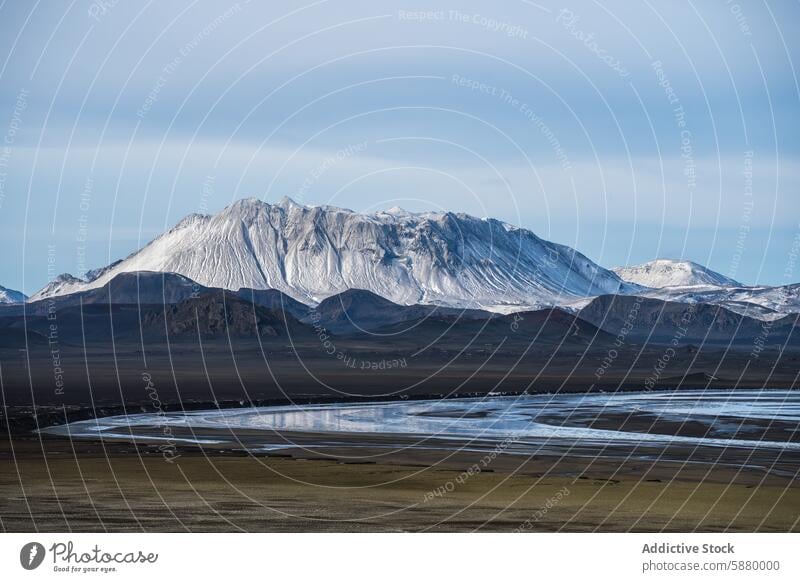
<box><xmin>0</xmin><ymin>271</ymin><xmax>798</xmax><ymax>408</ymax></box>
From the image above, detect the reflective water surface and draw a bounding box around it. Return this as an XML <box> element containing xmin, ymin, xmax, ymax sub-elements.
<box><xmin>43</xmin><ymin>389</ymin><xmax>800</xmax><ymax>456</ymax></box>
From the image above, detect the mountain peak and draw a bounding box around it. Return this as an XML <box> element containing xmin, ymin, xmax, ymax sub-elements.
<box><xmin>613</xmin><ymin>259</ymin><xmax>740</xmax><ymax>289</ymax></box>
<box><xmin>30</xmin><ymin>197</ymin><xmax>632</xmax><ymax>312</ymax></box>
<box><xmin>224</xmin><ymin>197</ymin><xmax>267</xmax><ymax>213</ymax></box>
<box><xmin>174</xmin><ymin>212</ymin><xmax>211</xmax><ymax>229</ymax></box>
<box><xmin>0</xmin><ymin>284</ymin><xmax>27</xmax><ymax>304</ymax></box>
<box><xmin>278</xmin><ymin>195</ymin><xmax>302</xmax><ymax>208</ymax></box>
<box><xmin>54</xmin><ymin>273</ymin><xmax>84</xmax><ymax>284</ymax></box>
<box><xmin>29</xmin><ymin>273</ymin><xmax>86</xmax><ymax>301</ymax></box>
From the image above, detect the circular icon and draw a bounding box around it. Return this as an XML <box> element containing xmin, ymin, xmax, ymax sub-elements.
<box><xmin>20</xmin><ymin>542</ymin><xmax>46</xmax><ymax>570</ymax></box>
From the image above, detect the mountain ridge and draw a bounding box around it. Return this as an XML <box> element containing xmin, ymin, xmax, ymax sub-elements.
<box><xmin>613</xmin><ymin>259</ymin><xmax>740</xmax><ymax>288</ymax></box>
<box><xmin>28</xmin><ymin>197</ymin><xmax>633</xmax><ymax>312</ymax></box>
<box><xmin>17</xmin><ymin>198</ymin><xmax>800</xmax><ymax>320</ymax></box>
<box><xmin>0</xmin><ymin>285</ymin><xmax>26</xmax><ymax>304</ymax></box>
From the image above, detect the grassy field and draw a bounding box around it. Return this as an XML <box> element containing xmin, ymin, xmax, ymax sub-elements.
<box><xmin>2</xmin><ymin>436</ymin><xmax>797</xmax><ymax>532</ymax></box>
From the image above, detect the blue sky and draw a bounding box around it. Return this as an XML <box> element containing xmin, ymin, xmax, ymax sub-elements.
<box><xmin>1</xmin><ymin>0</ymin><xmax>798</xmax><ymax>294</ymax></box>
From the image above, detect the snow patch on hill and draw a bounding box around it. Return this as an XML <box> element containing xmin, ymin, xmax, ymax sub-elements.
<box><xmin>0</xmin><ymin>285</ymin><xmax>27</xmax><ymax>304</ymax></box>
<box><xmin>613</xmin><ymin>259</ymin><xmax>741</xmax><ymax>289</ymax></box>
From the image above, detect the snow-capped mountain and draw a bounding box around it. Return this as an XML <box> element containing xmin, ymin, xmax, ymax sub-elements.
<box><xmin>613</xmin><ymin>259</ymin><xmax>740</xmax><ymax>289</ymax></box>
<box><xmin>609</xmin><ymin>260</ymin><xmax>800</xmax><ymax>320</ymax></box>
<box><xmin>29</xmin><ymin>197</ymin><xmax>633</xmax><ymax>312</ymax></box>
<box><xmin>25</xmin><ymin>198</ymin><xmax>800</xmax><ymax>320</ymax></box>
<box><xmin>639</xmin><ymin>283</ymin><xmax>800</xmax><ymax>321</ymax></box>
<box><xmin>0</xmin><ymin>285</ymin><xmax>26</xmax><ymax>304</ymax></box>
<box><xmin>28</xmin><ymin>273</ymin><xmax>85</xmax><ymax>302</ymax></box>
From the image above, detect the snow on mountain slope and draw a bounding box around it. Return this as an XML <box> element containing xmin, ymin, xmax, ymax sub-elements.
<box><xmin>640</xmin><ymin>283</ymin><xmax>800</xmax><ymax>321</ymax></box>
<box><xmin>0</xmin><ymin>285</ymin><xmax>27</xmax><ymax>304</ymax></box>
<box><xmin>613</xmin><ymin>259</ymin><xmax>740</xmax><ymax>289</ymax></box>
<box><xmin>30</xmin><ymin>197</ymin><xmax>633</xmax><ymax>312</ymax></box>
<box><xmin>28</xmin><ymin>274</ymin><xmax>85</xmax><ymax>302</ymax></box>
<box><xmin>606</xmin><ymin>260</ymin><xmax>800</xmax><ymax>320</ymax></box>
